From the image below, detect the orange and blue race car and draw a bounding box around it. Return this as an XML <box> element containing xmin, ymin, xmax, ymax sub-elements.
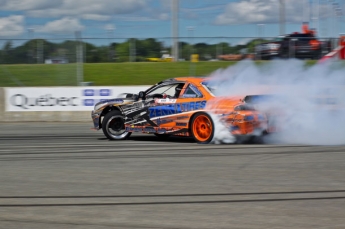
<box><xmin>91</xmin><ymin>77</ymin><xmax>272</xmax><ymax>143</ymax></box>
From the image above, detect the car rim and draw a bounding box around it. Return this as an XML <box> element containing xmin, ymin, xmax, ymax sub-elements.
<box><xmin>106</xmin><ymin>115</ymin><xmax>128</xmax><ymax>139</ymax></box>
<box><xmin>193</xmin><ymin>115</ymin><xmax>213</xmax><ymax>142</ymax></box>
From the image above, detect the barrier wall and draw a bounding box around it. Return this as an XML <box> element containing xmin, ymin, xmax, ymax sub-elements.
<box><xmin>2</xmin><ymin>85</ymin><xmax>345</xmax><ymax>123</ymax></box>
<box><xmin>0</xmin><ymin>86</ymin><xmax>149</xmax><ymax>122</ymax></box>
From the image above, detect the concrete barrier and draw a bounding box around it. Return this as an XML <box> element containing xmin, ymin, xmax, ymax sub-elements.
<box><xmin>0</xmin><ymin>87</ymin><xmax>90</xmax><ymax>122</ymax></box>
<box><xmin>0</xmin><ymin>88</ymin><xmax>4</xmax><ymax>122</ymax></box>
<box><xmin>1</xmin><ymin>110</ymin><xmax>91</xmax><ymax>122</ymax></box>
<box><xmin>0</xmin><ymin>86</ymin><xmax>149</xmax><ymax>122</ymax></box>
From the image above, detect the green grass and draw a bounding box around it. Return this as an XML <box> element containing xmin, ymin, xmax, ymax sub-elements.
<box><xmin>0</xmin><ymin>61</ymin><xmax>319</xmax><ymax>87</ymax></box>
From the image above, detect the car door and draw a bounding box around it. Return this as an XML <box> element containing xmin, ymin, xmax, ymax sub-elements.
<box><xmin>171</xmin><ymin>83</ymin><xmax>207</xmax><ymax>126</ymax></box>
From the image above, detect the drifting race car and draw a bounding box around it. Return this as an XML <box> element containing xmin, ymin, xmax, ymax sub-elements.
<box><xmin>91</xmin><ymin>77</ymin><xmax>271</xmax><ymax>143</ymax></box>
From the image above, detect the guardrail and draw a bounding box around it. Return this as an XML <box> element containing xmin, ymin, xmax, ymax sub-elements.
<box><xmin>0</xmin><ymin>86</ymin><xmax>149</xmax><ymax>122</ymax></box>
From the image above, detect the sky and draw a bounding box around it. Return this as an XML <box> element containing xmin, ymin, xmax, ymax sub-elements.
<box><xmin>0</xmin><ymin>0</ymin><xmax>344</xmax><ymax>46</ymax></box>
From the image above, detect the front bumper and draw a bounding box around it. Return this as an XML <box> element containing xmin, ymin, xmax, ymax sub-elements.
<box><xmin>91</xmin><ymin>110</ymin><xmax>101</xmax><ymax>130</ymax></box>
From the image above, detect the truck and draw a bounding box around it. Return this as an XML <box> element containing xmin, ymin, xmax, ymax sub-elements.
<box><xmin>255</xmin><ymin>23</ymin><xmax>331</xmax><ymax>60</ymax></box>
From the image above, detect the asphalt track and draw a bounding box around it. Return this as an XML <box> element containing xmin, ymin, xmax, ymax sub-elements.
<box><xmin>0</xmin><ymin>123</ymin><xmax>344</xmax><ymax>229</ymax></box>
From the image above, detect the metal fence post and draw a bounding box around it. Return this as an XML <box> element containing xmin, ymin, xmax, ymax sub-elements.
<box><xmin>75</xmin><ymin>31</ymin><xmax>84</xmax><ymax>86</ymax></box>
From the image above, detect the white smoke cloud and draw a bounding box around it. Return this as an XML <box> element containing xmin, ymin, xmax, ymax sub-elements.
<box><xmin>208</xmin><ymin>59</ymin><xmax>345</xmax><ymax>145</ymax></box>
<box><xmin>1</xmin><ymin>0</ymin><xmax>63</xmax><ymax>11</ymax></box>
<box><xmin>37</xmin><ymin>17</ymin><xmax>85</xmax><ymax>33</ymax></box>
<box><xmin>214</xmin><ymin>0</ymin><xmax>338</xmax><ymax>25</ymax></box>
<box><xmin>0</xmin><ymin>15</ymin><xmax>25</xmax><ymax>37</ymax></box>
<box><xmin>210</xmin><ymin>113</ymin><xmax>236</xmax><ymax>144</ymax></box>
<box><xmin>25</xmin><ymin>0</ymin><xmax>148</xmax><ymax>20</ymax></box>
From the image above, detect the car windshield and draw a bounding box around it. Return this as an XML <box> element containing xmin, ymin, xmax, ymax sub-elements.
<box><xmin>146</xmin><ymin>83</ymin><xmax>185</xmax><ymax>98</ymax></box>
<box><xmin>147</xmin><ymin>84</ymin><xmax>176</xmax><ymax>95</ymax></box>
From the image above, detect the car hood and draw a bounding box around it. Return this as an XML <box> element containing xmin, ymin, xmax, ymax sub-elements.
<box><xmin>94</xmin><ymin>98</ymin><xmax>135</xmax><ymax>111</ymax></box>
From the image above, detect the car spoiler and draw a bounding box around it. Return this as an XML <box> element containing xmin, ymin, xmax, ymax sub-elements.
<box><xmin>244</xmin><ymin>95</ymin><xmax>281</xmax><ymax>104</ymax></box>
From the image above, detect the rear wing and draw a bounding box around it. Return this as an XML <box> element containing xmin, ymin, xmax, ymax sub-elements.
<box><xmin>243</xmin><ymin>95</ymin><xmax>280</xmax><ymax>104</ymax></box>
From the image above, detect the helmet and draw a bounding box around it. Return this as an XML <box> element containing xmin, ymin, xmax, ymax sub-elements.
<box><xmin>174</xmin><ymin>84</ymin><xmax>184</xmax><ymax>98</ymax></box>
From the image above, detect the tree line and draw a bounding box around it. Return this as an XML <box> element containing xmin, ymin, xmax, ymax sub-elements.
<box><xmin>0</xmin><ymin>38</ymin><xmax>262</xmax><ymax>64</ymax></box>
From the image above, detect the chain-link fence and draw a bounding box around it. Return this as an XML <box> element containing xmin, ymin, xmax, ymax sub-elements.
<box><xmin>0</xmin><ymin>36</ymin><xmax>342</xmax><ymax>86</ymax></box>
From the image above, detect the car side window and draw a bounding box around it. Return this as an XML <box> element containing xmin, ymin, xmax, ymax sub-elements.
<box><xmin>180</xmin><ymin>84</ymin><xmax>203</xmax><ymax>98</ymax></box>
<box><xmin>147</xmin><ymin>83</ymin><xmax>185</xmax><ymax>98</ymax></box>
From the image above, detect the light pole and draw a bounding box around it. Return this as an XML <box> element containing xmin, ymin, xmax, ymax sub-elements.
<box><xmin>332</xmin><ymin>2</ymin><xmax>343</xmax><ymax>37</ymax></box>
<box><xmin>27</xmin><ymin>28</ymin><xmax>34</xmax><ymax>64</ymax></box>
<box><xmin>279</xmin><ymin>0</ymin><xmax>285</xmax><ymax>35</ymax></box>
<box><xmin>187</xmin><ymin>26</ymin><xmax>195</xmax><ymax>76</ymax></box>
<box><xmin>129</xmin><ymin>38</ymin><xmax>136</xmax><ymax>62</ymax></box>
<box><xmin>303</xmin><ymin>0</ymin><xmax>308</xmax><ymax>24</ymax></box>
<box><xmin>171</xmin><ymin>0</ymin><xmax>179</xmax><ymax>62</ymax></box>
<box><xmin>257</xmin><ymin>24</ymin><xmax>265</xmax><ymax>60</ymax></box>
<box><xmin>187</xmin><ymin>26</ymin><xmax>194</xmax><ymax>57</ymax></box>
<box><xmin>257</xmin><ymin>24</ymin><xmax>265</xmax><ymax>38</ymax></box>
<box><xmin>106</xmin><ymin>27</ymin><xmax>115</xmax><ymax>62</ymax></box>
<box><xmin>75</xmin><ymin>31</ymin><xmax>84</xmax><ymax>86</ymax></box>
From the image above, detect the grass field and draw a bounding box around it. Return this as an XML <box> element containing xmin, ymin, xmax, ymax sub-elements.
<box><xmin>0</xmin><ymin>61</ymin><xmax>318</xmax><ymax>87</ymax></box>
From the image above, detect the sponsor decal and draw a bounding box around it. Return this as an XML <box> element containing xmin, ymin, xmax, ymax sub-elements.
<box><xmin>10</xmin><ymin>94</ymin><xmax>78</xmax><ymax>110</ymax></box>
<box><xmin>176</xmin><ymin>122</ymin><xmax>187</xmax><ymax>127</ymax></box>
<box><xmin>5</xmin><ymin>86</ymin><xmax>149</xmax><ymax>111</ymax></box>
<box><xmin>125</xmin><ymin>127</ymin><xmax>143</xmax><ymax>132</ymax></box>
<box><xmin>155</xmin><ymin>98</ymin><xmax>177</xmax><ymax>103</ymax></box>
<box><xmin>149</xmin><ymin>101</ymin><xmax>207</xmax><ymax>118</ymax></box>
<box><xmin>126</xmin><ymin>126</ymin><xmax>166</xmax><ymax>133</ymax></box>
<box><xmin>176</xmin><ymin>115</ymin><xmax>189</xmax><ymax>120</ymax></box>
<box><xmin>83</xmin><ymin>89</ymin><xmax>95</xmax><ymax>96</ymax></box>
<box><xmin>156</xmin><ymin>118</ymin><xmax>174</xmax><ymax>126</ymax></box>
<box><xmin>83</xmin><ymin>89</ymin><xmax>111</xmax><ymax>96</ymax></box>
<box><xmin>84</xmin><ymin>99</ymin><xmax>95</xmax><ymax>106</ymax></box>
<box><xmin>99</xmin><ymin>89</ymin><xmax>111</xmax><ymax>96</ymax></box>
<box><xmin>144</xmin><ymin>127</ymin><xmax>156</xmax><ymax>133</ymax></box>
<box><xmin>181</xmin><ymin>94</ymin><xmax>197</xmax><ymax>98</ymax></box>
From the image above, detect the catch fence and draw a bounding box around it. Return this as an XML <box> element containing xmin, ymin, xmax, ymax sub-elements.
<box><xmin>0</xmin><ymin>36</ymin><xmax>341</xmax><ymax>86</ymax></box>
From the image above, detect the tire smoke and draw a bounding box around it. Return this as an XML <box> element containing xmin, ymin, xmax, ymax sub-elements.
<box><xmin>208</xmin><ymin>59</ymin><xmax>345</xmax><ymax>145</ymax></box>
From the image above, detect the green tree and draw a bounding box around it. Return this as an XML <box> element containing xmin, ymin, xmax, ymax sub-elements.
<box><xmin>1</xmin><ymin>41</ymin><xmax>14</xmax><ymax>64</ymax></box>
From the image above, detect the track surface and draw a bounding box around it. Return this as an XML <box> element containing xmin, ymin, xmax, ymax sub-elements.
<box><xmin>0</xmin><ymin>123</ymin><xmax>344</xmax><ymax>229</ymax></box>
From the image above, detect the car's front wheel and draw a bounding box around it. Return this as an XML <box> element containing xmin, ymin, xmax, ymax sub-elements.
<box><xmin>102</xmin><ymin>110</ymin><xmax>131</xmax><ymax>140</ymax></box>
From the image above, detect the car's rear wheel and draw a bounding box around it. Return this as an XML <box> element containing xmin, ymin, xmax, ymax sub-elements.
<box><xmin>248</xmin><ymin>130</ymin><xmax>267</xmax><ymax>144</ymax></box>
<box><xmin>102</xmin><ymin>110</ymin><xmax>131</xmax><ymax>140</ymax></box>
<box><xmin>191</xmin><ymin>112</ymin><xmax>214</xmax><ymax>143</ymax></box>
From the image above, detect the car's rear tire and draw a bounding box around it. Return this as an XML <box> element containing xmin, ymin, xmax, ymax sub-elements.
<box><xmin>248</xmin><ymin>130</ymin><xmax>268</xmax><ymax>144</ymax></box>
<box><xmin>191</xmin><ymin>112</ymin><xmax>214</xmax><ymax>143</ymax></box>
<box><xmin>102</xmin><ymin>110</ymin><xmax>131</xmax><ymax>140</ymax></box>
